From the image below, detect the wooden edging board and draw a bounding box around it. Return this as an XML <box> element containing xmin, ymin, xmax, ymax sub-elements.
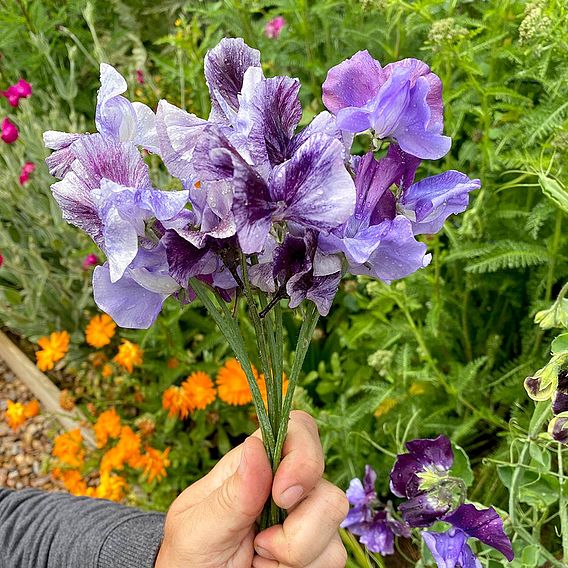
<box><xmin>0</xmin><ymin>330</ymin><xmax>95</xmax><ymax>448</ymax></box>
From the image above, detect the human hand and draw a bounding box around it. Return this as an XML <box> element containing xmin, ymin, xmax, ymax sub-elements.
<box><xmin>154</xmin><ymin>410</ymin><xmax>349</xmax><ymax>568</ymax></box>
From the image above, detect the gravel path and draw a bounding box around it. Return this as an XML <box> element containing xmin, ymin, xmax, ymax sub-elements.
<box><xmin>0</xmin><ymin>359</ymin><xmax>62</xmax><ymax>491</ymax></box>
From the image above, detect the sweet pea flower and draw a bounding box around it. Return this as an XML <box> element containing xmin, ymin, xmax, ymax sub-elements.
<box><xmin>264</xmin><ymin>16</ymin><xmax>286</xmax><ymax>39</ymax></box>
<box><xmin>0</xmin><ymin>253</ymin><xmax>3</xmax><ymax>268</ymax></box>
<box><xmin>19</xmin><ymin>161</ymin><xmax>36</xmax><ymax>185</ymax></box>
<box><xmin>136</xmin><ymin>69</ymin><xmax>145</xmax><ymax>84</ymax></box>
<box><xmin>1</xmin><ymin>79</ymin><xmax>32</xmax><ymax>107</ymax></box>
<box><xmin>423</xmin><ymin>505</ymin><xmax>514</xmax><ymax>567</ymax></box>
<box><xmin>341</xmin><ymin>465</ymin><xmax>410</xmax><ymax>555</ymax></box>
<box><xmin>1</xmin><ymin>118</ymin><xmax>18</xmax><ymax>143</ymax></box>
<box><xmin>323</xmin><ymin>52</ymin><xmax>451</xmax><ymax>159</ymax></box>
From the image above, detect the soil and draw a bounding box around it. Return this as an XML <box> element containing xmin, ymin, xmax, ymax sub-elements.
<box><xmin>0</xmin><ymin>359</ymin><xmax>62</xmax><ymax>491</ymax></box>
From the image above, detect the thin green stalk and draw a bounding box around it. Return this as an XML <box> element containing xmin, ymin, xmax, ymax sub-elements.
<box><xmin>559</xmin><ymin>444</ymin><xmax>568</xmax><ymax>563</ymax></box>
<box><xmin>190</xmin><ymin>278</ymin><xmax>274</xmax><ymax>452</ymax></box>
<box><xmin>273</xmin><ymin>304</ymin><xmax>320</xmax><ymax>472</ymax></box>
<box><xmin>340</xmin><ymin>529</ymin><xmax>375</xmax><ymax>568</ymax></box>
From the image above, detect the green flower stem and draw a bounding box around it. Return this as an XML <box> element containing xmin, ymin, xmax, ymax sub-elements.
<box><xmin>272</xmin><ymin>304</ymin><xmax>320</xmax><ymax>473</ymax></box>
<box><xmin>340</xmin><ymin>529</ymin><xmax>375</xmax><ymax>568</ymax></box>
<box><xmin>558</xmin><ymin>443</ymin><xmax>568</xmax><ymax>563</ymax></box>
<box><xmin>190</xmin><ymin>278</ymin><xmax>274</xmax><ymax>454</ymax></box>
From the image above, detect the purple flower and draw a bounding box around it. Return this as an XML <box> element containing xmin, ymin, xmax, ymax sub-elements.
<box><xmin>93</xmin><ymin>243</ymin><xmax>179</xmax><ymax>329</ymax></box>
<box><xmin>341</xmin><ymin>465</ymin><xmax>410</xmax><ymax>555</ymax></box>
<box><xmin>264</xmin><ymin>16</ymin><xmax>286</xmax><ymax>39</ymax></box>
<box><xmin>322</xmin><ymin>51</ymin><xmax>451</xmax><ymax>160</ymax></box>
<box><xmin>390</xmin><ymin>435</ymin><xmax>464</xmax><ymax>527</ymax></box>
<box><xmin>195</xmin><ymin>127</ymin><xmax>355</xmax><ymax>254</ymax></box>
<box><xmin>249</xmin><ymin>230</ymin><xmax>343</xmax><ymax>316</ymax></box>
<box><xmin>423</xmin><ymin>504</ymin><xmax>514</xmax><ymax>567</ymax></box>
<box><xmin>44</xmin><ymin>64</ymin><xmax>159</xmax><ymax>179</ymax></box>
<box><xmin>399</xmin><ymin>171</ymin><xmax>480</xmax><ymax>235</ymax></box>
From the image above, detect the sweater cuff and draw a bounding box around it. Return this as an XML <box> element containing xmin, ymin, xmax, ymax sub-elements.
<box><xmin>98</xmin><ymin>512</ymin><xmax>166</xmax><ymax>568</ymax></box>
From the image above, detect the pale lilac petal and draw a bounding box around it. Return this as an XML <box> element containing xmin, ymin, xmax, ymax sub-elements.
<box><xmin>444</xmin><ymin>505</ymin><xmax>514</xmax><ymax>561</ymax></box>
<box><xmin>289</xmin><ymin>111</ymin><xmax>342</xmax><ymax>156</ymax></box>
<box><xmin>345</xmin><ymin>479</ymin><xmax>367</xmax><ymax>506</ymax></box>
<box><xmin>400</xmin><ymin>171</ymin><xmax>480</xmax><ymax>234</ymax></box>
<box><xmin>156</xmin><ymin>100</ymin><xmax>208</xmax><ymax>183</ymax></box>
<box><xmin>43</xmin><ymin>131</ymin><xmax>82</xmax><ymax>178</ymax></box>
<box><xmin>95</xmin><ymin>63</ymin><xmax>137</xmax><ymax>141</ymax></box>
<box><xmin>133</xmin><ymin>102</ymin><xmax>160</xmax><ymax>153</ymax></box>
<box><xmin>270</xmin><ymin>134</ymin><xmax>356</xmax><ymax>231</ymax></box>
<box><xmin>102</xmin><ymin>203</ymin><xmax>139</xmax><ymax>282</ymax></box>
<box><xmin>204</xmin><ymin>38</ymin><xmax>261</xmax><ymax>123</ymax></box>
<box><xmin>350</xmin><ymin>216</ymin><xmax>430</xmax><ymax>282</ymax></box>
<box><xmin>392</xmin><ymin>76</ymin><xmax>451</xmax><ymax>160</ymax></box>
<box><xmin>335</xmin><ymin>106</ymin><xmax>373</xmax><ymax>133</ymax></box>
<box><xmin>422</xmin><ymin>529</ymin><xmax>468</xmax><ymax>568</ymax></box>
<box><xmin>322</xmin><ymin>50</ymin><xmax>384</xmax><ymax>114</ymax></box>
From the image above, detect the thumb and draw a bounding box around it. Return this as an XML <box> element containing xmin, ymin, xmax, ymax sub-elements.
<box><xmin>198</xmin><ymin>436</ymin><xmax>272</xmax><ymax>535</ymax></box>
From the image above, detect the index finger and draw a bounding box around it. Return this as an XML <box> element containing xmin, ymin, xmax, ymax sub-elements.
<box><xmin>272</xmin><ymin>411</ymin><xmax>325</xmax><ymax>509</ymax></box>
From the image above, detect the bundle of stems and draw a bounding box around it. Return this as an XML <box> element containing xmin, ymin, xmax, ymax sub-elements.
<box><xmin>190</xmin><ymin>262</ymin><xmax>320</xmax><ymax>528</ymax></box>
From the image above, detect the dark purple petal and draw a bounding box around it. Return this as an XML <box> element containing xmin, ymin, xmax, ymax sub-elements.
<box><xmin>162</xmin><ymin>230</ymin><xmax>219</xmax><ymax>287</ymax></box>
<box><xmin>245</xmin><ymin>75</ymin><xmax>302</xmax><ymax>172</ymax></box>
<box><xmin>341</xmin><ymin>504</ymin><xmax>371</xmax><ymax>531</ymax></box>
<box><xmin>553</xmin><ymin>370</ymin><xmax>568</xmax><ymax>414</ymax></box>
<box><xmin>350</xmin><ymin>216</ymin><xmax>431</xmax><ymax>282</ymax></box>
<box><xmin>204</xmin><ymin>38</ymin><xmax>261</xmax><ymax>123</ymax></box>
<box><xmin>444</xmin><ymin>504</ymin><xmax>514</xmax><ymax>561</ymax></box>
<box><xmin>399</xmin><ymin>171</ymin><xmax>480</xmax><ymax>235</ymax></box>
<box><xmin>156</xmin><ymin>100</ymin><xmax>208</xmax><ymax>183</ymax></box>
<box><xmin>322</xmin><ymin>50</ymin><xmax>384</xmax><ymax>115</ymax></box>
<box><xmin>390</xmin><ymin>435</ymin><xmax>453</xmax><ymax>498</ymax></box>
<box><xmin>399</xmin><ymin>492</ymin><xmax>452</xmax><ymax>527</ymax></box>
<box><xmin>269</xmin><ymin>134</ymin><xmax>356</xmax><ymax>231</ymax></box>
<box><xmin>422</xmin><ymin>529</ymin><xmax>469</xmax><ymax>568</ymax></box>
<box><xmin>363</xmin><ymin>464</ymin><xmax>377</xmax><ymax>496</ymax></box>
<box><xmin>549</xmin><ymin>413</ymin><xmax>568</xmax><ymax>444</ymax></box>
<box><xmin>287</xmin><ymin>271</ymin><xmax>341</xmax><ymax>316</ymax></box>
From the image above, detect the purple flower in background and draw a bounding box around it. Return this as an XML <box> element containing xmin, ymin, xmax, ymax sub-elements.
<box><xmin>342</xmin><ymin>465</ymin><xmax>410</xmax><ymax>555</ymax></box>
<box><xmin>322</xmin><ymin>51</ymin><xmax>451</xmax><ymax>160</ymax></box>
<box><xmin>549</xmin><ymin>412</ymin><xmax>568</xmax><ymax>443</ymax></box>
<box><xmin>423</xmin><ymin>504</ymin><xmax>514</xmax><ymax>567</ymax></box>
<box><xmin>83</xmin><ymin>253</ymin><xmax>99</xmax><ymax>269</ymax></box>
<box><xmin>390</xmin><ymin>435</ymin><xmax>464</xmax><ymax>527</ymax></box>
<box><xmin>1</xmin><ymin>79</ymin><xmax>32</xmax><ymax>107</ymax></box>
<box><xmin>264</xmin><ymin>16</ymin><xmax>286</xmax><ymax>39</ymax></box>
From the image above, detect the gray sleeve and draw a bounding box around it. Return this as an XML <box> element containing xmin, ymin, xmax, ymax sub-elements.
<box><xmin>0</xmin><ymin>488</ymin><xmax>166</xmax><ymax>568</ymax></box>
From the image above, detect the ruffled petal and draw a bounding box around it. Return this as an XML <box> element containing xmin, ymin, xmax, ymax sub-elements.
<box><xmin>422</xmin><ymin>529</ymin><xmax>468</xmax><ymax>568</ymax></box>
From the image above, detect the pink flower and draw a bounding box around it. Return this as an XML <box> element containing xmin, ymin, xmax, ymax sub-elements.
<box><xmin>0</xmin><ymin>254</ymin><xmax>3</xmax><ymax>268</ymax></box>
<box><xmin>1</xmin><ymin>118</ymin><xmax>18</xmax><ymax>143</ymax></box>
<box><xmin>264</xmin><ymin>16</ymin><xmax>286</xmax><ymax>39</ymax></box>
<box><xmin>83</xmin><ymin>253</ymin><xmax>99</xmax><ymax>269</ymax></box>
<box><xmin>136</xmin><ymin>69</ymin><xmax>145</xmax><ymax>85</ymax></box>
<box><xmin>19</xmin><ymin>161</ymin><xmax>36</xmax><ymax>185</ymax></box>
<box><xmin>1</xmin><ymin>79</ymin><xmax>32</xmax><ymax>108</ymax></box>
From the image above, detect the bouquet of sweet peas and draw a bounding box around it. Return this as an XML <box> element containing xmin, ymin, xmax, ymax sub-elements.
<box><xmin>43</xmin><ymin>38</ymin><xmax>479</xmax><ymax>526</ymax></box>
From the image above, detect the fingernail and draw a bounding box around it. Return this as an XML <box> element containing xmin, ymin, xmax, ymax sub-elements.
<box><xmin>279</xmin><ymin>484</ymin><xmax>303</xmax><ymax>509</ymax></box>
<box><xmin>255</xmin><ymin>545</ymin><xmax>276</xmax><ymax>560</ymax></box>
<box><xmin>238</xmin><ymin>440</ymin><xmax>248</xmax><ymax>475</ymax></box>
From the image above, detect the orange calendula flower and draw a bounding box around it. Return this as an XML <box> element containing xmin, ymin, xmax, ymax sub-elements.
<box><xmin>113</xmin><ymin>340</ymin><xmax>143</xmax><ymax>373</ymax></box>
<box><xmin>24</xmin><ymin>399</ymin><xmax>40</xmax><ymax>418</ymax></box>
<box><xmin>53</xmin><ymin>468</ymin><xmax>89</xmax><ymax>496</ymax></box>
<box><xmin>182</xmin><ymin>371</ymin><xmax>216</xmax><ymax>411</ymax></box>
<box><xmin>162</xmin><ymin>385</ymin><xmax>192</xmax><ymax>419</ymax></box>
<box><xmin>100</xmin><ymin>425</ymin><xmax>143</xmax><ymax>474</ymax></box>
<box><xmin>140</xmin><ymin>446</ymin><xmax>170</xmax><ymax>483</ymax></box>
<box><xmin>258</xmin><ymin>373</ymin><xmax>289</xmax><ymax>409</ymax></box>
<box><xmin>94</xmin><ymin>408</ymin><xmax>122</xmax><ymax>448</ymax></box>
<box><xmin>5</xmin><ymin>400</ymin><xmax>26</xmax><ymax>430</ymax></box>
<box><xmin>217</xmin><ymin>358</ymin><xmax>257</xmax><ymax>406</ymax></box>
<box><xmin>85</xmin><ymin>314</ymin><xmax>116</xmax><ymax>348</ymax></box>
<box><xmin>102</xmin><ymin>363</ymin><xmax>113</xmax><ymax>378</ymax></box>
<box><xmin>52</xmin><ymin>429</ymin><xmax>85</xmax><ymax>468</ymax></box>
<box><xmin>36</xmin><ymin>330</ymin><xmax>70</xmax><ymax>372</ymax></box>
<box><xmin>95</xmin><ymin>472</ymin><xmax>128</xmax><ymax>501</ymax></box>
